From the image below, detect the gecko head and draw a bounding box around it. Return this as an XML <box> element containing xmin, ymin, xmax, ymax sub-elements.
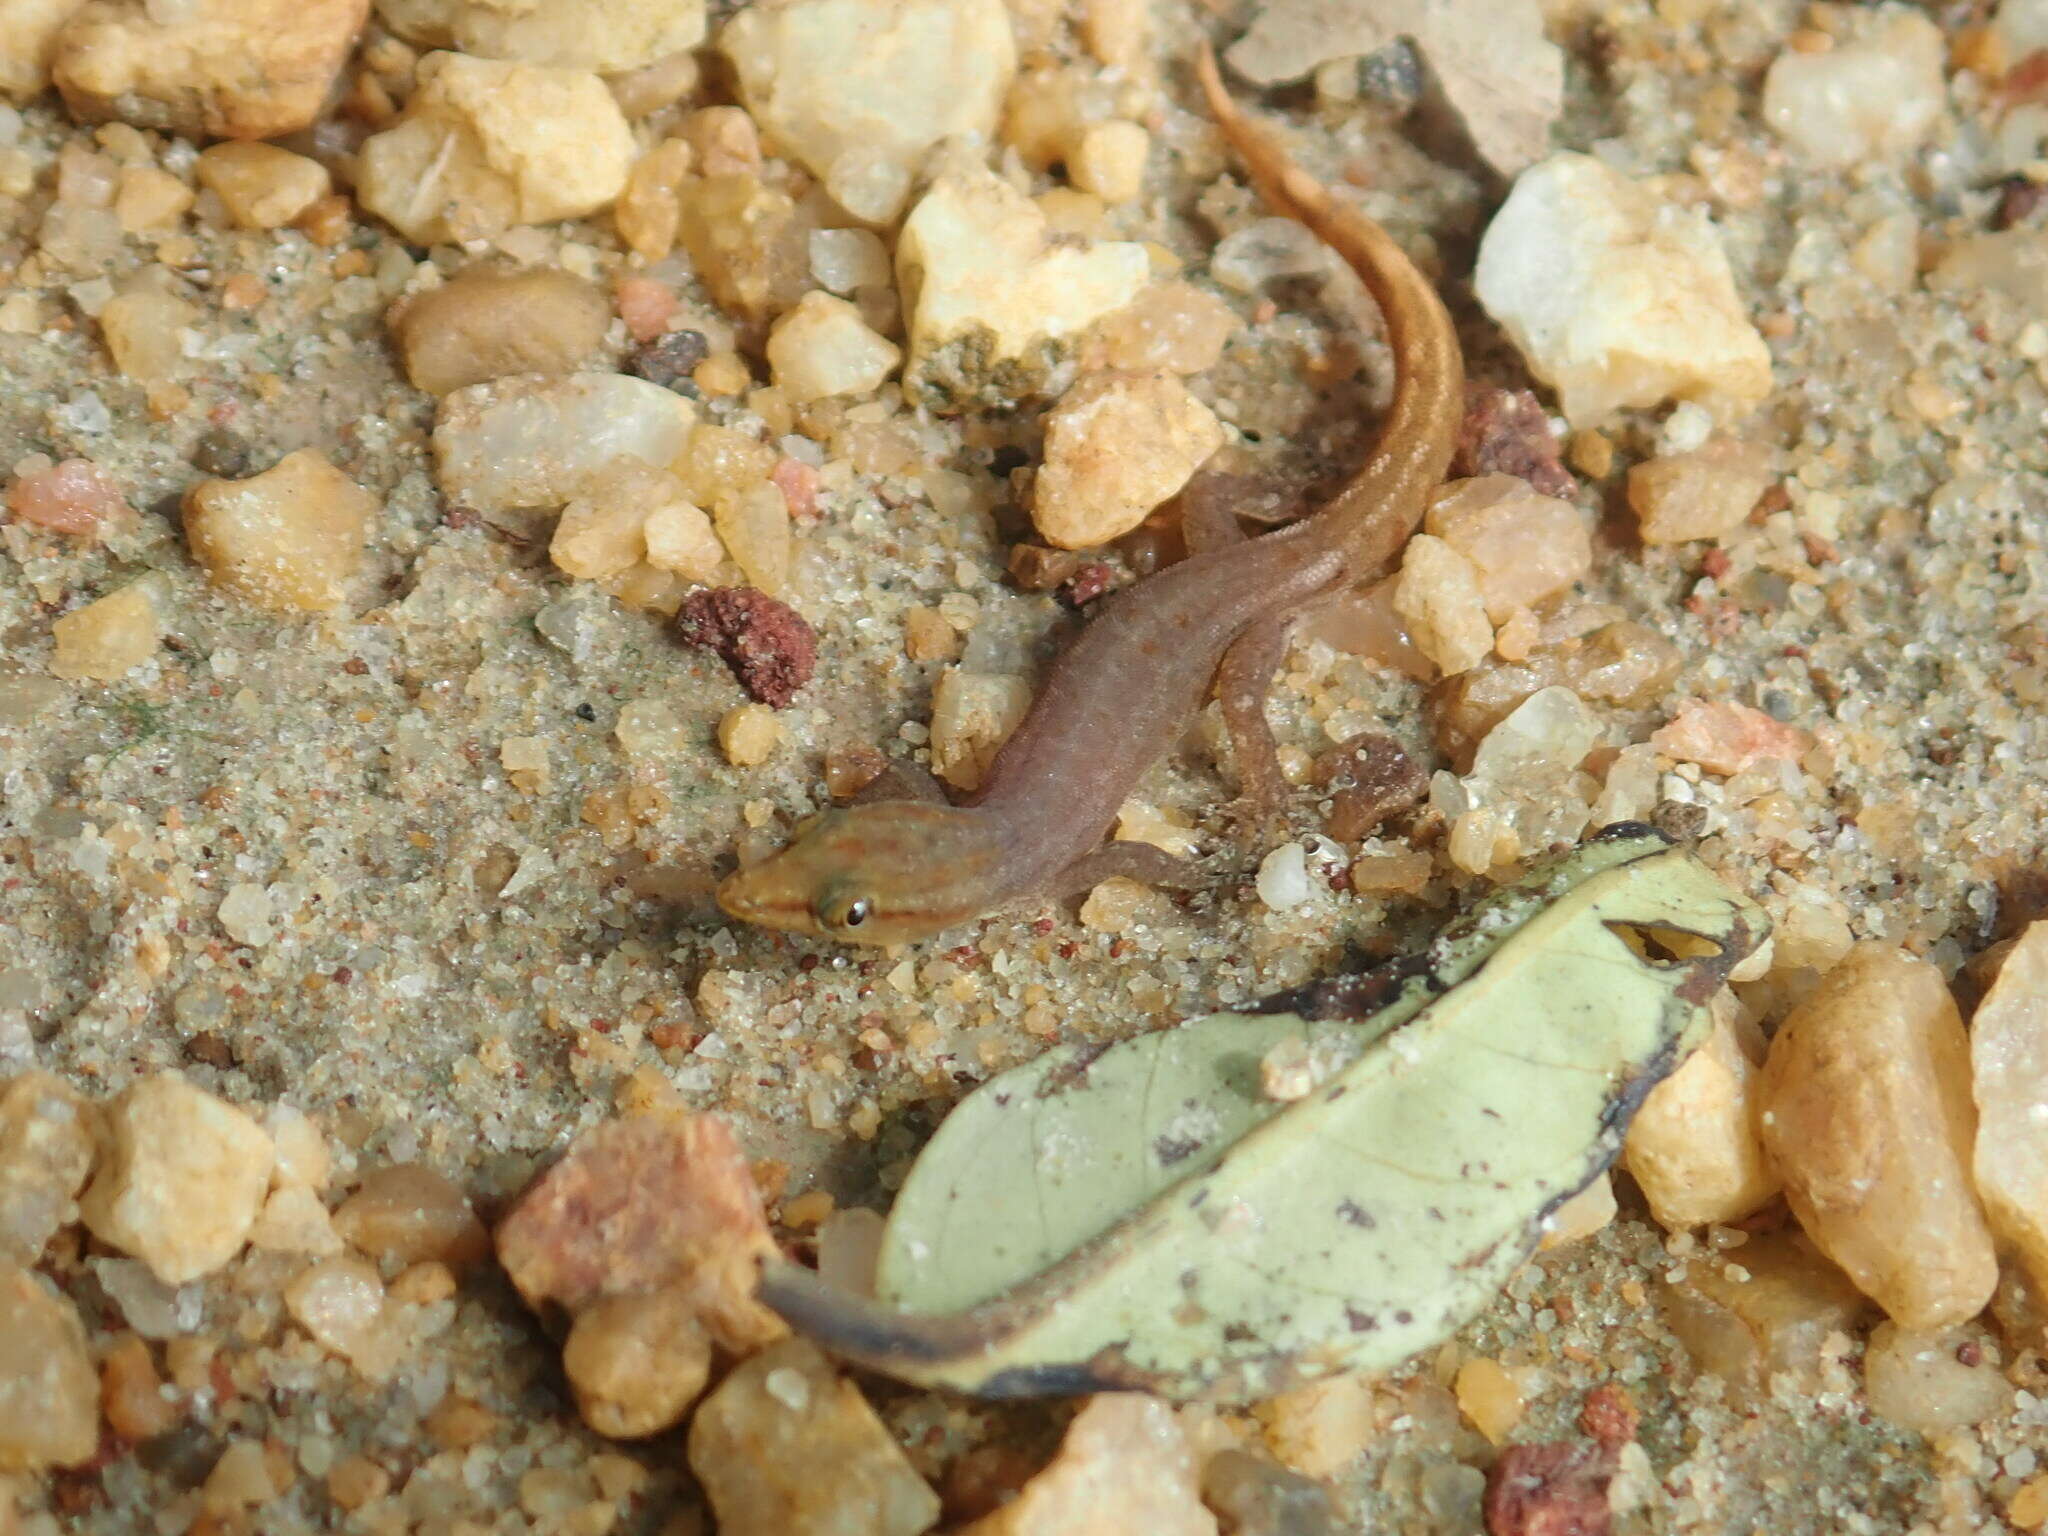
<box><xmin>717</xmin><ymin>803</ymin><xmax>1005</xmax><ymax>946</ymax></box>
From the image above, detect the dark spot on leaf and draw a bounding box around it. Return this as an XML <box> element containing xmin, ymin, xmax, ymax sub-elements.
<box><xmin>1337</xmin><ymin>1199</ymin><xmax>1376</xmax><ymax>1228</ymax></box>
<box><xmin>1154</xmin><ymin>1134</ymin><xmax>1202</xmax><ymax>1165</ymax></box>
<box><xmin>1223</xmin><ymin>1322</ymin><xmax>1257</xmax><ymax>1343</ymax></box>
<box><xmin>1394</xmin><ymin>1309</ymin><xmax>1413</xmax><ymax>1325</ymax></box>
<box><xmin>1344</xmin><ymin>1306</ymin><xmax>1379</xmax><ymax>1332</ymax></box>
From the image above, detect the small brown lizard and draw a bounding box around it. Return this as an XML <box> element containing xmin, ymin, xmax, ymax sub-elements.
<box><xmin>718</xmin><ymin>48</ymin><xmax>1463</xmax><ymax>944</ymax></box>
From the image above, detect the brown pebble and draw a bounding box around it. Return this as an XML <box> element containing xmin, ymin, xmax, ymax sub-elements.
<box><xmin>1997</xmin><ymin>175</ymin><xmax>2048</xmax><ymax>230</ymax></box>
<box><xmin>627</xmin><ymin>329</ymin><xmax>709</xmax><ymax>391</ymax></box>
<box><xmin>494</xmin><ymin>1112</ymin><xmax>785</xmax><ymax>1353</ymax></box>
<box><xmin>423</xmin><ymin>1393</ymin><xmax>498</xmax><ymax>1450</ymax></box>
<box><xmin>101</xmin><ymin>1334</ymin><xmax>179</xmax><ymax>1443</ymax></box>
<box><xmin>1454</xmin><ymin>383</ymin><xmax>1576</xmax><ymax>500</ymax></box>
<box><xmin>562</xmin><ymin>1288</ymin><xmax>713</xmax><ymax>1439</ymax></box>
<box><xmin>1577</xmin><ymin>1384</ymin><xmax>1637</xmax><ymax>1448</ymax></box>
<box><xmin>390</xmin><ymin>266</ymin><xmax>610</xmax><ymax>396</ymax></box>
<box><xmin>1483</xmin><ymin>1441</ymin><xmax>1615</xmax><ymax>1536</ymax></box>
<box><xmin>1056</xmin><ymin>561</ymin><xmax>1118</xmax><ymax>608</ymax></box>
<box><xmin>675</xmin><ymin>587</ymin><xmax>818</xmax><ymax>708</ymax></box>
<box><xmin>1008</xmin><ymin>543</ymin><xmax>1083</xmax><ymax>590</ymax></box>
<box><xmin>332</xmin><ymin>1164</ymin><xmax>489</xmax><ymax>1269</ymax></box>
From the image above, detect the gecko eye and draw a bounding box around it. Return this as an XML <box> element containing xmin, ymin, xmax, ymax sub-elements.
<box><xmin>818</xmin><ymin>893</ymin><xmax>872</xmax><ymax>932</ymax></box>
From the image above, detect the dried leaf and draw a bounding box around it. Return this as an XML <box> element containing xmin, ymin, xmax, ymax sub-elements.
<box><xmin>763</xmin><ymin>826</ymin><xmax>1767</xmax><ymax>1402</ymax></box>
<box><xmin>1225</xmin><ymin>0</ymin><xmax>1563</xmax><ymax>177</ymax></box>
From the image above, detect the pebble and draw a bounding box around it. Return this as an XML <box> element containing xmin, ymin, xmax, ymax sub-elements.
<box><xmin>332</xmin><ymin>1162</ymin><xmax>489</xmax><ymax>1268</ymax></box>
<box><xmin>0</xmin><ymin>1263</ymin><xmax>98</xmax><ymax>1470</ymax></box>
<box><xmin>897</xmin><ymin>162</ymin><xmax>1151</xmax><ymax>405</ymax></box>
<box><xmin>1538</xmin><ymin>1171</ymin><xmax>1617</xmax><ymax>1250</ymax></box>
<box><xmin>718</xmin><ymin>702</ymin><xmax>781</xmax><ymax>767</ymax></box>
<box><xmin>676</xmin><ymin>171</ymin><xmax>813</xmax><ymax>323</ymax></box>
<box><xmin>391</xmin><ymin>266</ymin><xmax>610</xmax><ymax>395</ymax></box>
<box><xmin>50</xmin><ymin>577</ymin><xmax>162</xmax><ymax>682</ymax></box>
<box><xmin>1393</xmin><ymin>534</ymin><xmax>1493</xmax><ymax>676</ymax></box>
<box><xmin>79</xmin><ymin>1073</ymin><xmax>274</xmax><ymax>1286</ymax></box>
<box><xmin>1928</xmin><ymin>229</ymin><xmax>2048</xmax><ymax>318</ymax></box>
<box><xmin>194</xmin><ymin>142</ymin><xmax>330</xmax><ymax>230</ymax></box>
<box><xmin>1031</xmin><ymin>371</ymin><xmax>1225</xmax><ymax>549</ymax></box>
<box><xmin>1474</xmin><ymin>152</ymin><xmax>1772</xmax><ymax>425</ymax></box>
<box><xmin>766</xmin><ymin>291</ymin><xmax>902</xmax><ymax>404</ymax></box>
<box><xmin>1626</xmin><ymin>436</ymin><xmax>1775</xmax><ymax>545</ymax></box>
<box><xmin>958</xmin><ymin>1393</ymin><xmax>1215</xmax><ymax>1536</ymax></box>
<box><xmin>263</xmin><ymin>1103</ymin><xmax>331</xmax><ymax>1191</ymax></box>
<box><xmin>562</xmin><ymin>1288</ymin><xmax>712</xmax><ymax>1438</ymax></box>
<box><xmin>1084</xmin><ymin>280</ymin><xmax>1240</xmax><ymax>375</ymax></box>
<box><xmin>376</xmin><ymin>0</ymin><xmax>706</xmax><ymax>73</ymax></box>
<box><xmin>1430</xmin><ymin>620</ymin><xmax>1679</xmax><ymax>771</ymax></box>
<box><xmin>1761</xmin><ymin>6</ymin><xmax>1946</xmax><ymax>169</ymax></box>
<box><xmin>929</xmin><ymin>668</ymin><xmax>1031</xmax><ymax>793</ymax></box>
<box><xmin>674</xmin><ymin>586</ymin><xmax>816</xmax><ymax>708</ymax></box>
<box><xmin>247</xmin><ymin>1183</ymin><xmax>343</xmax><ymax>1256</ymax></box>
<box><xmin>284</xmin><ymin>1254</ymin><xmax>399</xmax><ymax>1380</ymax></box>
<box><xmin>1969</xmin><ymin>919</ymin><xmax>2048</xmax><ymax>1295</ymax></box>
<box><xmin>0</xmin><ymin>1072</ymin><xmax>96</xmax><ymax>1267</ymax></box>
<box><xmin>1255</xmin><ymin>842</ymin><xmax>1313</xmax><ymax>910</ymax></box>
<box><xmin>688</xmin><ymin>1337</ymin><xmax>942</xmax><ymax>1536</ymax></box>
<box><xmin>722</xmin><ymin>0</ymin><xmax>1016</xmax><ymax>223</ymax></box>
<box><xmin>0</xmin><ymin>0</ymin><xmax>81</xmax><ymax>100</ymax></box>
<box><xmin>1257</xmin><ymin>1371</ymin><xmax>1375</xmax><ymax>1479</ymax></box>
<box><xmin>99</xmin><ymin>1332</ymin><xmax>178</xmax><ymax>1442</ymax></box>
<box><xmin>99</xmin><ymin>288</ymin><xmax>197</xmax><ymax>383</ymax></box>
<box><xmin>6</xmin><ymin>455</ymin><xmax>124</xmax><ymax>537</ymax></box>
<box><xmin>1862</xmin><ymin>1322</ymin><xmax>2014</xmax><ymax>1438</ymax></box>
<box><xmin>810</xmin><ymin>228</ymin><xmax>892</xmax><ymax>295</ymax></box>
<box><xmin>1625</xmin><ymin>998</ymin><xmax>1778</xmax><ymax>1231</ymax></box>
<box><xmin>52</xmin><ymin>0</ymin><xmax>367</xmax><ymax>138</ymax></box>
<box><xmin>433</xmin><ymin>371</ymin><xmax>695</xmax><ymax>516</ymax></box>
<box><xmin>1453</xmin><ymin>384</ymin><xmax>1576</xmax><ymax>500</ymax></box>
<box><xmin>1199</xmin><ymin>1448</ymin><xmax>1341</xmax><ymax>1536</ymax></box>
<box><xmin>1454</xmin><ymin>1357</ymin><xmax>1525</xmax><ymax>1444</ymax></box>
<box><xmin>549</xmin><ymin>463</ymin><xmax>669</xmax><ymax>582</ymax></box>
<box><xmin>1649</xmin><ymin>700</ymin><xmax>1810</xmax><ymax>777</ymax></box>
<box><xmin>1757</xmin><ymin>945</ymin><xmax>1999</xmax><ymax>1330</ymax></box>
<box><xmin>356</xmin><ymin>51</ymin><xmax>634</xmax><ymax>244</ymax></box>
<box><xmin>183</xmin><ymin>449</ymin><xmax>379</xmax><ymax>613</ymax></box>
<box><xmin>643</xmin><ymin>496</ymin><xmax>726</xmax><ymax>584</ymax></box>
<box><xmin>1069</xmin><ymin>120</ymin><xmax>1150</xmax><ymax>204</ymax></box>
<box><xmin>1424</xmin><ymin>474</ymin><xmax>1591</xmax><ymax>622</ymax></box>
<box><xmin>495</xmin><ymin>1111</ymin><xmax>786</xmax><ymax>1353</ymax></box>
<box><xmin>1483</xmin><ymin>1441</ymin><xmax>1614</xmax><ymax>1536</ymax></box>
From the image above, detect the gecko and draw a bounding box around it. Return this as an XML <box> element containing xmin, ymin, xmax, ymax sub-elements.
<box><xmin>716</xmin><ymin>48</ymin><xmax>1464</xmax><ymax>946</ymax></box>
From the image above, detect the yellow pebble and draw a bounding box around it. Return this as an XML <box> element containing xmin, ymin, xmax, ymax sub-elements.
<box><xmin>1453</xmin><ymin>1357</ymin><xmax>1525</xmax><ymax>1444</ymax></box>
<box><xmin>718</xmin><ymin>704</ymin><xmax>781</xmax><ymax>767</ymax></box>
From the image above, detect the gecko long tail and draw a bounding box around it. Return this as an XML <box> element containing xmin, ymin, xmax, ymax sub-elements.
<box><xmin>1195</xmin><ymin>43</ymin><xmax>1464</xmax><ymax>577</ymax></box>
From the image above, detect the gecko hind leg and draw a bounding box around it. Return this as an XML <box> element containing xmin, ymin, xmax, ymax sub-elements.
<box><xmin>1217</xmin><ymin>581</ymin><xmax>1375</xmax><ymax>839</ymax></box>
<box><xmin>1216</xmin><ymin>610</ymin><xmax>1297</xmax><ymax>831</ymax></box>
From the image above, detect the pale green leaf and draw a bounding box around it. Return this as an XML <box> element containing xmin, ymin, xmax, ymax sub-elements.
<box><xmin>763</xmin><ymin>826</ymin><xmax>1769</xmax><ymax>1402</ymax></box>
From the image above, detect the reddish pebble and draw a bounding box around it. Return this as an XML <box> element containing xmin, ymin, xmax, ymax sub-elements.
<box><xmin>7</xmin><ymin>458</ymin><xmax>125</xmax><ymax>537</ymax></box>
<box><xmin>769</xmin><ymin>456</ymin><xmax>820</xmax><ymax>524</ymax></box>
<box><xmin>1650</xmin><ymin>699</ymin><xmax>1810</xmax><ymax>775</ymax></box>
<box><xmin>674</xmin><ymin>586</ymin><xmax>817</xmax><ymax>708</ymax></box>
<box><xmin>1578</xmin><ymin>1384</ymin><xmax>1639</xmax><ymax>1448</ymax></box>
<box><xmin>1058</xmin><ymin>561</ymin><xmax>1118</xmax><ymax>607</ymax></box>
<box><xmin>1484</xmin><ymin>1442</ymin><xmax>1615</xmax><ymax>1536</ymax></box>
<box><xmin>615</xmin><ymin>275</ymin><xmax>680</xmax><ymax>343</ymax></box>
<box><xmin>1454</xmin><ymin>384</ymin><xmax>1576</xmax><ymax>500</ymax></box>
<box><xmin>494</xmin><ymin>1112</ymin><xmax>785</xmax><ymax>1352</ymax></box>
